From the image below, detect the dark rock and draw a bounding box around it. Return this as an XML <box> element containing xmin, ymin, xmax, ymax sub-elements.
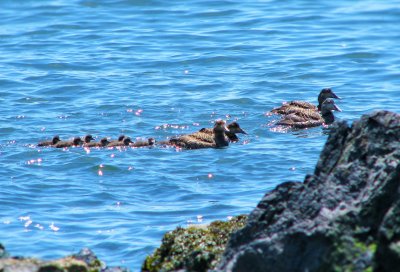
<box><xmin>218</xmin><ymin>110</ymin><xmax>400</xmax><ymax>271</ymax></box>
<box><xmin>0</xmin><ymin>243</ymin><xmax>9</xmax><ymax>259</ymax></box>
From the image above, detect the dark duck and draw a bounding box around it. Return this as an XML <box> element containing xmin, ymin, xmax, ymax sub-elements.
<box><xmin>83</xmin><ymin>134</ymin><xmax>95</xmax><ymax>144</ymax></box>
<box><xmin>130</xmin><ymin>138</ymin><xmax>156</xmax><ymax>148</ymax></box>
<box><xmin>38</xmin><ymin>135</ymin><xmax>61</xmax><ymax>147</ymax></box>
<box><xmin>84</xmin><ymin>137</ymin><xmax>110</xmax><ymax>148</ymax></box>
<box><xmin>107</xmin><ymin>137</ymin><xmax>133</xmax><ymax>147</ymax></box>
<box><xmin>169</xmin><ymin>120</ymin><xmax>230</xmax><ymax>149</ymax></box>
<box><xmin>270</xmin><ymin>88</ymin><xmax>341</xmax><ymax>115</ymax></box>
<box><xmin>54</xmin><ymin>137</ymin><xmax>84</xmax><ymax>148</ymax></box>
<box><xmin>198</xmin><ymin>121</ymin><xmax>247</xmax><ymax>142</ymax></box>
<box><xmin>276</xmin><ymin>98</ymin><xmax>342</xmax><ymax>129</ymax></box>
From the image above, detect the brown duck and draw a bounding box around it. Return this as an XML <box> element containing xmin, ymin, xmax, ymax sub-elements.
<box><xmin>276</xmin><ymin>98</ymin><xmax>342</xmax><ymax>128</ymax></box>
<box><xmin>38</xmin><ymin>135</ymin><xmax>61</xmax><ymax>147</ymax></box>
<box><xmin>270</xmin><ymin>88</ymin><xmax>341</xmax><ymax>115</ymax></box>
<box><xmin>199</xmin><ymin>121</ymin><xmax>247</xmax><ymax>142</ymax></box>
<box><xmin>54</xmin><ymin>137</ymin><xmax>84</xmax><ymax>148</ymax></box>
<box><xmin>169</xmin><ymin>120</ymin><xmax>230</xmax><ymax>149</ymax></box>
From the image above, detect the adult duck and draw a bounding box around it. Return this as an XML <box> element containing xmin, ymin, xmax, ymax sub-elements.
<box><xmin>38</xmin><ymin>135</ymin><xmax>61</xmax><ymax>147</ymax></box>
<box><xmin>169</xmin><ymin>120</ymin><xmax>230</xmax><ymax>149</ymax></box>
<box><xmin>199</xmin><ymin>121</ymin><xmax>247</xmax><ymax>142</ymax></box>
<box><xmin>54</xmin><ymin>137</ymin><xmax>84</xmax><ymax>148</ymax></box>
<box><xmin>276</xmin><ymin>98</ymin><xmax>341</xmax><ymax>129</ymax></box>
<box><xmin>270</xmin><ymin>88</ymin><xmax>341</xmax><ymax>115</ymax></box>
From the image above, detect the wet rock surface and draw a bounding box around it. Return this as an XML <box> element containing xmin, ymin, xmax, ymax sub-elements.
<box><xmin>218</xmin><ymin>110</ymin><xmax>400</xmax><ymax>271</ymax></box>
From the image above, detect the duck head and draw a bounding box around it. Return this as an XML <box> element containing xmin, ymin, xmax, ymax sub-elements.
<box><xmin>321</xmin><ymin>98</ymin><xmax>342</xmax><ymax>113</ymax></box>
<box><xmin>213</xmin><ymin>120</ymin><xmax>230</xmax><ymax>134</ymax></box>
<box><xmin>73</xmin><ymin>137</ymin><xmax>84</xmax><ymax>146</ymax></box>
<box><xmin>123</xmin><ymin>137</ymin><xmax>133</xmax><ymax>145</ymax></box>
<box><xmin>227</xmin><ymin>122</ymin><xmax>247</xmax><ymax>135</ymax></box>
<box><xmin>318</xmin><ymin>88</ymin><xmax>341</xmax><ymax>106</ymax></box>
<box><xmin>84</xmin><ymin>134</ymin><xmax>95</xmax><ymax>143</ymax></box>
<box><xmin>52</xmin><ymin>135</ymin><xmax>61</xmax><ymax>144</ymax></box>
<box><xmin>100</xmin><ymin>138</ymin><xmax>110</xmax><ymax>146</ymax></box>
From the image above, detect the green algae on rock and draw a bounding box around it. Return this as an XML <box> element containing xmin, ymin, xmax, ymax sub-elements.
<box><xmin>142</xmin><ymin>215</ymin><xmax>247</xmax><ymax>272</ymax></box>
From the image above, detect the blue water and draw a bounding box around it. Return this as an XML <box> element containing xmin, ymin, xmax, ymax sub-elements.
<box><xmin>1</xmin><ymin>0</ymin><xmax>399</xmax><ymax>270</ymax></box>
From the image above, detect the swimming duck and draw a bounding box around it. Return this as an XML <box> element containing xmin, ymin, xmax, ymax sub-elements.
<box><xmin>270</xmin><ymin>88</ymin><xmax>341</xmax><ymax>115</ymax></box>
<box><xmin>169</xmin><ymin>120</ymin><xmax>230</xmax><ymax>149</ymax></box>
<box><xmin>83</xmin><ymin>134</ymin><xmax>95</xmax><ymax>144</ymax></box>
<box><xmin>199</xmin><ymin>121</ymin><xmax>247</xmax><ymax>142</ymax></box>
<box><xmin>107</xmin><ymin>137</ymin><xmax>133</xmax><ymax>147</ymax></box>
<box><xmin>54</xmin><ymin>137</ymin><xmax>84</xmax><ymax>148</ymax></box>
<box><xmin>84</xmin><ymin>137</ymin><xmax>110</xmax><ymax>148</ymax></box>
<box><xmin>38</xmin><ymin>135</ymin><xmax>61</xmax><ymax>147</ymax></box>
<box><xmin>130</xmin><ymin>138</ymin><xmax>156</xmax><ymax>148</ymax></box>
<box><xmin>107</xmin><ymin>135</ymin><xmax>125</xmax><ymax>146</ymax></box>
<box><xmin>276</xmin><ymin>98</ymin><xmax>342</xmax><ymax>128</ymax></box>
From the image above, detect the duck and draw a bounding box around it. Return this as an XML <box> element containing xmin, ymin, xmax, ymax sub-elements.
<box><xmin>54</xmin><ymin>137</ymin><xmax>84</xmax><ymax>148</ymax></box>
<box><xmin>107</xmin><ymin>137</ymin><xmax>133</xmax><ymax>147</ymax></box>
<box><xmin>270</xmin><ymin>88</ymin><xmax>341</xmax><ymax>115</ymax></box>
<box><xmin>83</xmin><ymin>134</ymin><xmax>95</xmax><ymax>144</ymax></box>
<box><xmin>276</xmin><ymin>98</ymin><xmax>342</xmax><ymax>128</ymax></box>
<box><xmin>38</xmin><ymin>135</ymin><xmax>61</xmax><ymax>147</ymax></box>
<box><xmin>199</xmin><ymin>121</ymin><xmax>247</xmax><ymax>142</ymax></box>
<box><xmin>130</xmin><ymin>138</ymin><xmax>156</xmax><ymax>148</ymax></box>
<box><xmin>107</xmin><ymin>135</ymin><xmax>125</xmax><ymax>146</ymax></box>
<box><xmin>169</xmin><ymin>120</ymin><xmax>230</xmax><ymax>149</ymax></box>
<box><xmin>84</xmin><ymin>137</ymin><xmax>110</xmax><ymax>148</ymax></box>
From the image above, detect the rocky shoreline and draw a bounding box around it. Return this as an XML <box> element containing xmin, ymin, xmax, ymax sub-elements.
<box><xmin>2</xmin><ymin>111</ymin><xmax>400</xmax><ymax>271</ymax></box>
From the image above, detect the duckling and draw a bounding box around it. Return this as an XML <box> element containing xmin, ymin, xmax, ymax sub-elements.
<box><xmin>83</xmin><ymin>134</ymin><xmax>95</xmax><ymax>144</ymax></box>
<box><xmin>270</xmin><ymin>88</ymin><xmax>341</xmax><ymax>115</ymax></box>
<box><xmin>107</xmin><ymin>135</ymin><xmax>125</xmax><ymax>146</ymax></box>
<box><xmin>169</xmin><ymin>120</ymin><xmax>230</xmax><ymax>149</ymax></box>
<box><xmin>107</xmin><ymin>137</ymin><xmax>133</xmax><ymax>147</ymax></box>
<box><xmin>130</xmin><ymin>138</ymin><xmax>156</xmax><ymax>148</ymax></box>
<box><xmin>84</xmin><ymin>137</ymin><xmax>110</xmax><ymax>148</ymax></box>
<box><xmin>38</xmin><ymin>135</ymin><xmax>61</xmax><ymax>147</ymax></box>
<box><xmin>276</xmin><ymin>98</ymin><xmax>342</xmax><ymax>128</ymax></box>
<box><xmin>54</xmin><ymin>137</ymin><xmax>84</xmax><ymax>148</ymax></box>
<box><xmin>199</xmin><ymin>121</ymin><xmax>247</xmax><ymax>142</ymax></box>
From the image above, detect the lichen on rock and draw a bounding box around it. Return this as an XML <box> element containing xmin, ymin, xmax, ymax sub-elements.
<box><xmin>142</xmin><ymin>215</ymin><xmax>247</xmax><ymax>272</ymax></box>
<box><xmin>0</xmin><ymin>247</ymin><xmax>128</xmax><ymax>272</ymax></box>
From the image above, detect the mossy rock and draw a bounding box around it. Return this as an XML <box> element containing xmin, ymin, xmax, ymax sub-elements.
<box><xmin>142</xmin><ymin>214</ymin><xmax>247</xmax><ymax>272</ymax></box>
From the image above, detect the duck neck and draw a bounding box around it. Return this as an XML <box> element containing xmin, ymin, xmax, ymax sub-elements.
<box><xmin>214</xmin><ymin>131</ymin><xmax>229</xmax><ymax>147</ymax></box>
<box><xmin>225</xmin><ymin>132</ymin><xmax>239</xmax><ymax>142</ymax></box>
<box><xmin>317</xmin><ymin>94</ymin><xmax>326</xmax><ymax>111</ymax></box>
<box><xmin>321</xmin><ymin>110</ymin><xmax>335</xmax><ymax>124</ymax></box>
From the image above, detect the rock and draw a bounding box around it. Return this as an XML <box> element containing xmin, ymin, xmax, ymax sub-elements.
<box><xmin>218</xmin><ymin>110</ymin><xmax>400</xmax><ymax>271</ymax></box>
<box><xmin>0</xmin><ymin>243</ymin><xmax>9</xmax><ymax>259</ymax></box>
<box><xmin>0</xmin><ymin>245</ymin><xmax>129</xmax><ymax>272</ymax></box>
<box><xmin>142</xmin><ymin>215</ymin><xmax>247</xmax><ymax>272</ymax></box>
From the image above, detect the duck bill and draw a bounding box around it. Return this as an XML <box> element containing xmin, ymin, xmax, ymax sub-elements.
<box><xmin>333</xmin><ymin>104</ymin><xmax>342</xmax><ymax>112</ymax></box>
<box><xmin>331</xmin><ymin>91</ymin><xmax>341</xmax><ymax>100</ymax></box>
<box><xmin>238</xmin><ymin>128</ymin><xmax>248</xmax><ymax>134</ymax></box>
